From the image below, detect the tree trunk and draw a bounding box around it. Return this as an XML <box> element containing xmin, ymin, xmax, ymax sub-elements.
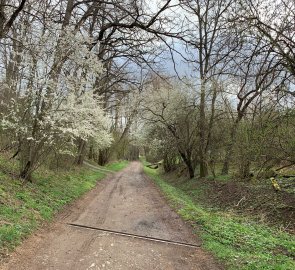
<box><xmin>199</xmin><ymin>82</ymin><xmax>208</xmax><ymax>177</ymax></box>
<box><xmin>221</xmin><ymin>116</ymin><xmax>242</xmax><ymax>175</ymax></box>
<box><xmin>239</xmin><ymin>160</ymin><xmax>251</xmax><ymax>180</ymax></box>
<box><xmin>179</xmin><ymin>151</ymin><xmax>194</xmax><ymax>179</ymax></box>
<box><xmin>98</xmin><ymin>149</ymin><xmax>109</xmax><ymax>165</ymax></box>
<box><xmin>163</xmin><ymin>153</ymin><xmax>177</xmax><ymax>172</ymax></box>
<box><xmin>187</xmin><ymin>162</ymin><xmax>195</xmax><ymax>179</ymax></box>
<box><xmin>88</xmin><ymin>145</ymin><xmax>94</xmax><ymax>160</ymax></box>
<box><xmin>75</xmin><ymin>139</ymin><xmax>86</xmax><ymax>165</ymax></box>
<box><xmin>19</xmin><ymin>160</ymin><xmax>32</xmax><ymax>182</ymax></box>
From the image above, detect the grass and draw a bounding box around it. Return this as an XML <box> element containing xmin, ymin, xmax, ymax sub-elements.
<box><xmin>144</xmin><ymin>166</ymin><xmax>295</xmax><ymax>270</ymax></box>
<box><xmin>206</xmin><ymin>174</ymin><xmax>232</xmax><ymax>182</ymax></box>
<box><xmin>105</xmin><ymin>160</ymin><xmax>129</xmax><ymax>171</ymax></box>
<box><xmin>0</xmin><ymin>156</ymin><xmax>128</xmax><ymax>257</ymax></box>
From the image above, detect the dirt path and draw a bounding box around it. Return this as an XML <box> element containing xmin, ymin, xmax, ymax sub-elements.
<box><xmin>1</xmin><ymin>162</ymin><xmax>223</xmax><ymax>270</ymax></box>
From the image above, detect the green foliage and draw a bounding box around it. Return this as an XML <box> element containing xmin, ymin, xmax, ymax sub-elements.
<box><xmin>144</xmin><ymin>167</ymin><xmax>295</xmax><ymax>270</ymax></box>
<box><xmin>0</xmin><ymin>156</ymin><xmax>128</xmax><ymax>255</ymax></box>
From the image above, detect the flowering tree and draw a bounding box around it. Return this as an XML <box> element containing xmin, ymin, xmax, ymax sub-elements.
<box><xmin>140</xmin><ymin>80</ymin><xmax>199</xmax><ymax>178</ymax></box>
<box><xmin>0</xmin><ymin>23</ymin><xmax>112</xmax><ymax>181</ymax></box>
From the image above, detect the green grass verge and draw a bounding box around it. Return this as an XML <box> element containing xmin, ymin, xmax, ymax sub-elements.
<box><xmin>0</xmin><ymin>157</ymin><xmax>128</xmax><ymax>256</ymax></box>
<box><xmin>105</xmin><ymin>160</ymin><xmax>129</xmax><ymax>171</ymax></box>
<box><xmin>144</xmin><ymin>167</ymin><xmax>295</xmax><ymax>270</ymax></box>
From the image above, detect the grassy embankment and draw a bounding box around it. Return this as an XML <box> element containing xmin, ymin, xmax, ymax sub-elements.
<box><xmin>0</xmin><ymin>156</ymin><xmax>128</xmax><ymax>257</ymax></box>
<box><xmin>144</xmin><ymin>166</ymin><xmax>295</xmax><ymax>270</ymax></box>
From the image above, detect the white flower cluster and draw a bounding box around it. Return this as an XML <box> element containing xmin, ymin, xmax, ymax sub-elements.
<box><xmin>0</xmin><ymin>25</ymin><xmax>112</xmax><ymax>156</ymax></box>
<box><xmin>54</xmin><ymin>91</ymin><xmax>113</xmax><ymax>148</ymax></box>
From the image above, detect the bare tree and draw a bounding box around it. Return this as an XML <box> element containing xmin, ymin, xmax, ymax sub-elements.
<box><xmin>0</xmin><ymin>0</ymin><xmax>27</xmax><ymax>38</ymax></box>
<box><xmin>237</xmin><ymin>0</ymin><xmax>295</xmax><ymax>78</ymax></box>
<box><xmin>221</xmin><ymin>14</ymin><xmax>289</xmax><ymax>175</ymax></box>
<box><xmin>179</xmin><ymin>0</ymin><xmax>237</xmax><ymax>177</ymax></box>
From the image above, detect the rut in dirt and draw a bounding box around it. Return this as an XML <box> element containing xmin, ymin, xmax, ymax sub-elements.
<box><xmin>1</xmin><ymin>162</ymin><xmax>223</xmax><ymax>270</ymax></box>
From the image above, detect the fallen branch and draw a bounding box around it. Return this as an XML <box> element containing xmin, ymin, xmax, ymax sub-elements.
<box><xmin>235</xmin><ymin>196</ymin><xmax>246</xmax><ymax>207</ymax></box>
<box><xmin>276</xmin><ymin>162</ymin><xmax>295</xmax><ymax>171</ymax></box>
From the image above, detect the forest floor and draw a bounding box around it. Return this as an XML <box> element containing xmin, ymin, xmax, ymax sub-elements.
<box><xmin>198</xmin><ymin>177</ymin><xmax>295</xmax><ymax>233</ymax></box>
<box><xmin>145</xmin><ymin>167</ymin><xmax>295</xmax><ymax>270</ymax></box>
<box><xmin>0</xmin><ymin>162</ymin><xmax>222</xmax><ymax>270</ymax></box>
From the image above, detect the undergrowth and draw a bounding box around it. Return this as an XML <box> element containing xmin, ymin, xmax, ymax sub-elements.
<box><xmin>144</xmin><ymin>167</ymin><xmax>295</xmax><ymax>270</ymax></box>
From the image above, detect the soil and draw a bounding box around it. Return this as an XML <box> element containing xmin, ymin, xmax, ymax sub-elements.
<box><xmin>0</xmin><ymin>162</ymin><xmax>223</xmax><ymax>270</ymax></box>
<box><xmin>194</xmin><ymin>178</ymin><xmax>295</xmax><ymax>233</ymax></box>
